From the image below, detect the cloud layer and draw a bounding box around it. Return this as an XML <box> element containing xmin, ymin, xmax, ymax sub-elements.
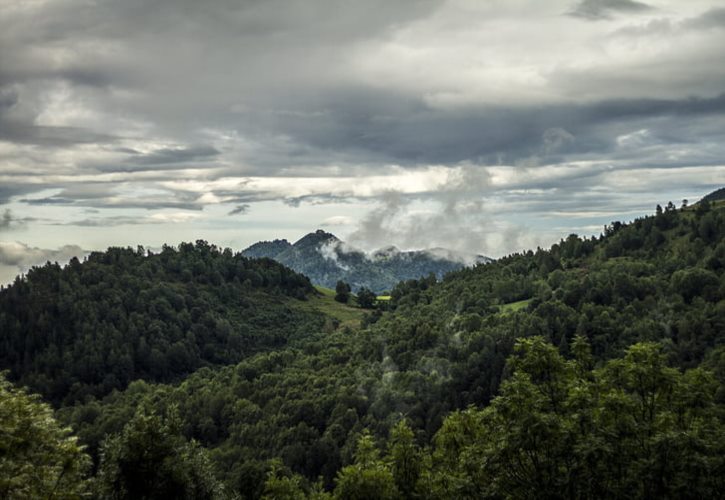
<box><xmin>0</xmin><ymin>0</ymin><xmax>724</xmax><ymax>280</ymax></box>
<box><xmin>0</xmin><ymin>241</ymin><xmax>86</xmax><ymax>285</ymax></box>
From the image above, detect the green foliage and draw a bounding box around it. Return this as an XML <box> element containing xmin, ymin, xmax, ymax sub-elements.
<box><xmin>261</xmin><ymin>460</ymin><xmax>307</xmax><ymax>500</ymax></box>
<box><xmin>700</xmin><ymin>186</ymin><xmax>725</xmax><ymax>204</ymax></box>
<box><xmin>499</xmin><ymin>298</ymin><xmax>532</xmax><ymax>313</ymax></box>
<box><xmin>297</xmin><ymin>286</ymin><xmax>367</xmax><ymax>330</ymax></box>
<box><xmin>334</xmin><ymin>280</ymin><xmax>351</xmax><ymax>304</ymax></box>
<box><xmin>0</xmin><ymin>373</ymin><xmax>90</xmax><ymax>499</ymax></box>
<box><xmin>3</xmin><ymin>200</ymin><xmax>725</xmax><ymax>499</ymax></box>
<box><xmin>388</xmin><ymin>420</ymin><xmax>423</xmax><ymax>499</ymax></box>
<box><xmin>355</xmin><ymin>287</ymin><xmax>377</xmax><ymax>309</ymax></box>
<box><xmin>333</xmin><ymin>432</ymin><xmax>398</xmax><ymax>500</ymax></box>
<box><xmin>94</xmin><ymin>403</ymin><xmax>227</xmax><ymax>499</ymax></box>
<box><xmin>0</xmin><ymin>241</ymin><xmax>318</xmax><ymax>404</ymax></box>
<box><xmin>426</xmin><ymin>337</ymin><xmax>725</xmax><ymax>499</ymax></box>
<box><xmin>671</xmin><ymin>267</ymin><xmax>720</xmax><ymax>303</ymax></box>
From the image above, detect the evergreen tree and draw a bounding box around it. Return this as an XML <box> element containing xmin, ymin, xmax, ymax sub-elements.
<box><xmin>94</xmin><ymin>403</ymin><xmax>227</xmax><ymax>500</ymax></box>
<box><xmin>0</xmin><ymin>373</ymin><xmax>90</xmax><ymax>499</ymax></box>
<box><xmin>334</xmin><ymin>432</ymin><xmax>398</xmax><ymax>500</ymax></box>
<box><xmin>334</xmin><ymin>281</ymin><xmax>351</xmax><ymax>304</ymax></box>
<box><xmin>355</xmin><ymin>287</ymin><xmax>377</xmax><ymax>309</ymax></box>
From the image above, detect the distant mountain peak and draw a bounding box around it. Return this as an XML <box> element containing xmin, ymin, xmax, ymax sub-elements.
<box><xmin>292</xmin><ymin>229</ymin><xmax>339</xmax><ymax>249</ymax></box>
<box><xmin>371</xmin><ymin>245</ymin><xmax>400</xmax><ymax>260</ymax></box>
<box><xmin>241</xmin><ymin>230</ymin><xmax>490</xmax><ymax>293</ymax></box>
<box><xmin>241</xmin><ymin>238</ymin><xmax>292</xmax><ymax>259</ymax></box>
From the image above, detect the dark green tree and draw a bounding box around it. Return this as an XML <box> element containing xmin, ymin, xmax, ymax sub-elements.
<box><xmin>94</xmin><ymin>403</ymin><xmax>227</xmax><ymax>500</ymax></box>
<box><xmin>355</xmin><ymin>288</ymin><xmax>377</xmax><ymax>309</ymax></box>
<box><xmin>261</xmin><ymin>460</ymin><xmax>308</xmax><ymax>500</ymax></box>
<box><xmin>0</xmin><ymin>373</ymin><xmax>90</xmax><ymax>499</ymax></box>
<box><xmin>427</xmin><ymin>338</ymin><xmax>725</xmax><ymax>499</ymax></box>
<box><xmin>387</xmin><ymin>420</ymin><xmax>423</xmax><ymax>499</ymax></box>
<box><xmin>333</xmin><ymin>432</ymin><xmax>398</xmax><ymax>500</ymax></box>
<box><xmin>334</xmin><ymin>281</ymin><xmax>351</xmax><ymax>304</ymax></box>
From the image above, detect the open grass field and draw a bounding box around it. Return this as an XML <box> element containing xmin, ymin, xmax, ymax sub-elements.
<box><xmin>292</xmin><ymin>286</ymin><xmax>367</xmax><ymax>330</ymax></box>
<box><xmin>499</xmin><ymin>298</ymin><xmax>533</xmax><ymax>313</ymax></box>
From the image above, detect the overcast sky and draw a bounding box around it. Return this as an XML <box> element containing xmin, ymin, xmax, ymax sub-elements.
<box><xmin>1</xmin><ymin>0</ymin><xmax>724</xmax><ymax>282</ymax></box>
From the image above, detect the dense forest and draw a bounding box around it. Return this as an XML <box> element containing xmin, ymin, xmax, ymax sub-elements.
<box><xmin>1</xmin><ymin>197</ymin><xmax>724</xmax><ymax>499</ymax></box>
<box><xmin>0</xmin><ymin>242</ymin><xmax>318</xmax><ymax>405</ymax></box>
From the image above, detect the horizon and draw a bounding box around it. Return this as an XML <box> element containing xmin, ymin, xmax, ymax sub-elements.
<box><xmin>2</xmin><ymin>0</ymin><xmax>725</xmax><ymax>284</ymax></box>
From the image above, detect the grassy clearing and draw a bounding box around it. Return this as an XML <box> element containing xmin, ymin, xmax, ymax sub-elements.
<box><xmin>499</xmin><ymin>298</ymin><xmax>532</xmax><ymax>313</ymax></box>
<box><xmin>376</xmin><ymin>295</ymin><xmax>391</xmax><ymax>302</ymax></box>
<box><xmin>292</xmin><ymin>286</ymin><xmax>367</xmax><ymax>330</ymax></box>
<box><xmin>315</xmin><ymin>286</ymin><xmax>336</xmax><ymax>298</ymax></box>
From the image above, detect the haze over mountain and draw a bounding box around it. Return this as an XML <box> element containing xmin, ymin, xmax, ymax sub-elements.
<box><xmin>242</xmin><ymin>229</ymin><xmax>491</xmax><ymax>292</ymax></box>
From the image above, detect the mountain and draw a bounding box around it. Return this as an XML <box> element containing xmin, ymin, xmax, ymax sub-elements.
<box><xmin>242</xmin><ymin>229</ymin><xmax>491</xmax><ymax>292</ymax></box>
<box><xmin>701</xmin><ymin>186</ymin><xmax>725</xmax><ymax>204</ymax></box>
<box><xmin>0</xmin><ymin>241</ymin><xmax>320</xmax><ymax>405</ymax></box>
<box><xmin>241</xmin><ymin>238</ymin><xmax>293</xmax><ymax>259</ymax></box>
<box><xmin>3</xmin><ymin>197</ymin><xmax>724</xmax><ymax>498</ymax></box>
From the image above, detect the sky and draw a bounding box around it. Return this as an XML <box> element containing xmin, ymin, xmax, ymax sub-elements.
<box><xmin>1</xmin><ymin>0</ymin><xmax>724</xmax><ymax>283</ymax></box>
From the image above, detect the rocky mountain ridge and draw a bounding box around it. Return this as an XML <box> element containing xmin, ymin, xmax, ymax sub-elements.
<box><xmin>242</xmin><ymin>229</ymin><xmax>490</xmax><ymax>292</ymax></box>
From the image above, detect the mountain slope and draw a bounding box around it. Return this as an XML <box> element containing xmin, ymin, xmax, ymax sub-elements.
<box><xmin>242</xmin><ymin>229</ymin><xmax>490</xmax><ymax>292</ymax></box>
<box><xmin>52</xmin><ymin>199</ymin><xmax>725</xmax><ymax>498</ymax></box>
<box><xmin>4</xmin><ymin>197</ymin><xmax>724</xmax><ymax>498</ymax></box>
<box><xmin>0</xmin><ymin>241</ymin><xmax>323</xmax><ymax>405</ymax></box>
<box><xmin>701</xmin><ymin>186</ymin><xmax>725</xmax><ymax>204</ymax></box>
<box><xmin>241</xmin><ymin>238</ymin><xmax>293</xmax><ymax>259</ymax></box>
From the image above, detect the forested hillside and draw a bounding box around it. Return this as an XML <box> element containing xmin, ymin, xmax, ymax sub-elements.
<box><xmin>1</xmin><ymin>198</ymin><xmax>724</xmax><ymax>499</ymax></box>
<box><xmin>0</xmin><ymin>241</ymin><xmax>318</xmax><ymax>405</ymax></box>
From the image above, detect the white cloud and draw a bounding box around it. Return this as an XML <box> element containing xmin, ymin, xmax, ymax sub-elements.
<box><xmin>321</xmin><ymin>215</ymin><xmax>354</xmax><ymax>226</ymax></box>
<box><xmin>0</xmin><ymin>241</ymin><xmax>86</xmax><ymax>284</ymax></box>
<box><xmin>0</xmin><ymin>0</ymin><xmax>723</xmax><ymax>259</ymax></box>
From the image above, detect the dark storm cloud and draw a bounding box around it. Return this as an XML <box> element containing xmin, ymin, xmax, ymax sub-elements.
<box><xmin>211</xmin><ymin>188</ymin><xmax>275</xmax><ymax>204</ymax></box>
<box><xmin>130</xmin><ymin>146</ymin><xmax>220</xmax><ymax>166</ymax></box>
<box><xmin>0</xmin><ymin>183</ymin><xmax>66</xmax><ymax>205</ymax></box>
<box><xmin>2</xmin><ymin>0</ymin><xmax>723</xmax><ymax>175</ymax></box>
<box><xmin>37</xmin><ymin>199</ymin><xmax>202</xmax><ymax>210</ymax></box>
<box><xmin>20</xmin><ymin>184</ymin><xmax>117</xmax><ymax>207</ymax></box>
<box><xmin>90</xmin><ymin>145</ymin><xmax>223</xmax><ymax>173</ymax></box>
<box><xmin>227</xmin><ymin>204</ymin><xmax>250</xmax><ymax>216</ymax></box>
<box><xmin>238</xmin><ymin>91</ymin><xmax>725</xmax><ymax>168</ymax></box>
<box><xmin>0</xmin><ymin>0</ymin><xmax>444</xmax><ymax>93</ymax></box>
<box><xmin>25</xmin><ymin>195</ymin><xmax>203</xmax><ymax>211</ymax></box>
<box><xmin>56</xmin><ymin>215</ymin><xmax>198</xmax><ymax>227</ymax></box>
<box><xmin>0</xmin><ymin>85</ymin><xmax>118</xmax><ymax>147</ymax></box>
<box><xmin>0</xmin><ymin>0</ymin><xmax>723</xmax><ymax>256</ymax></box>
<box><xmin>0</xmin><ymin>210</ymin><xmax>12</xmax><ymax>230</ymax></box>
<box><xmin>0</xmin><ymin>87</ymin><xmax>18</xmax><ymax>110</ymax></box>
<box><xmin>58</xmin><ymin>217</ymin><xmax>148</xmax><ymax>227</ymax></box>
<box><xmin>686</xmin><ymin>7</ymin><xmax>725</xmax><ymax>30</ymax></box>
<box><xmin>568</xmin><ymin>0</ymin><xmax>653</xmax><ymax>20</ymax></box>
<box><xmin>0</xmin><ymin>0</ymin><xmax>446</xmax><ymax>179</ymax></box>
<box><xmin>0</xmin><ymin>186</ymin><xmax>30</xmax><ymax>205</ymax></box>
<box><xmin>15</xmin><ymin>180</ymin><xmax>209</xmax><ymax>211</ymax></box>
<box><xmin>283</xmin><ymin>195</ymin><xmax>352</xmax><ymax>207</ymax></box>
<box><xmin>0</xmin><ymin>121</ymin><xmax>119</xmax><ymax>147</ymax></box>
